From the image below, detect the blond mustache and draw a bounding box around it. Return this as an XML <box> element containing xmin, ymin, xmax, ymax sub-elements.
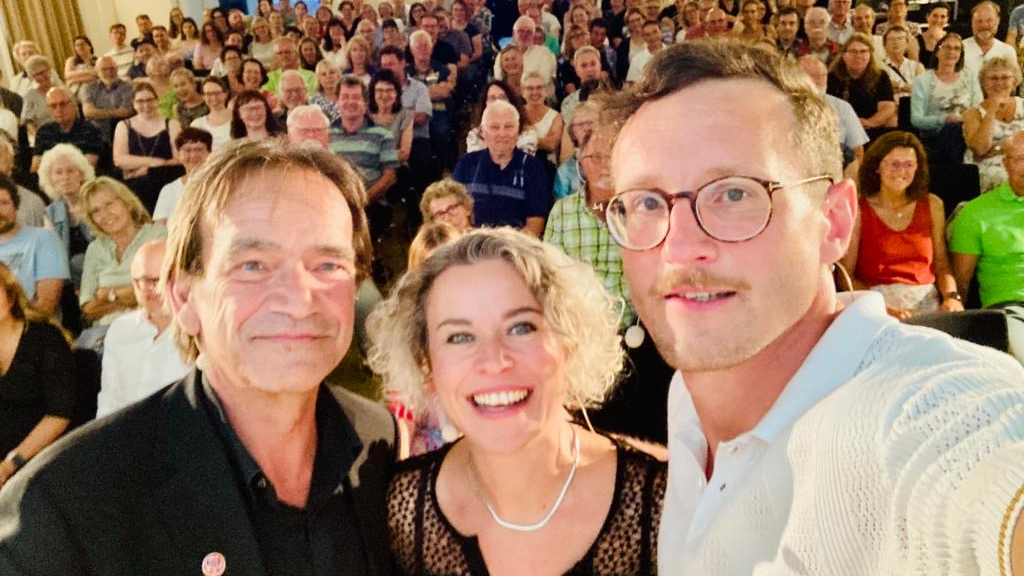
<box><xmin>651</xmin><ymin>268</ymin><xmax>750</xmax><ymax>298</ymax></box>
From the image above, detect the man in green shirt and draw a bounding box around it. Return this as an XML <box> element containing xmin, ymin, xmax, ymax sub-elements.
<box><xmin>950</xmin><ymin>131</ymin><xmax>1024</xmax><ymax>307</ymax></box>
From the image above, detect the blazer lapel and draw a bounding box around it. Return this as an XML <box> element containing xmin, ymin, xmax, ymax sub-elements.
<box><xmin>150</xmin><ymin>370</ymin><xmax>267</xmax><ymax>576</ymax></box>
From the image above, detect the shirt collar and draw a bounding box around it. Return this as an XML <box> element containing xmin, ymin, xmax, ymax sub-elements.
<box><xmin>995</xmin><ymin>181</ymin><xmax>1024</xmax><ymax>202</ymax></box>
<box><xmin>670</xmin><ymin>291</ymin><xmax>894</xmax><ymax>447</ymax></box>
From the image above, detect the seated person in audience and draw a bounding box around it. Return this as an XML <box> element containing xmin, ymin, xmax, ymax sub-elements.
<box><xmin>273</xmin><ymin>70</ymin><xmax>312</xmax><ymax>127</ymax></box>
<box><xmin>238</xmin><ymin>58</ymin><xmax>276</xmax><ymax>106</ymax></box>
<box><xmin>799</xmin><ymin>8</ymin><xmax>839</xmax><ymax>64</ymax></box>
<box><xmin>38</xmin><ymin>144</ymin><xmax>95</xmax><ymax>287</ymax></box>
<box><xmin>963</xmin><ymin>56</ymin><xmax>1024</xmax><ymax>193</ymax></box>
<box><xmin>190</xmin><ymin>77</ymin><xmax>232</xmax><ymax>151</ymax></box>
<box><xmin>151</xmin><ymin>25</ymin><xmax>176</xmax><ymax>57</ymax></box>
<box><xmin>193</xmin><ymin>22</ymin><xmax>225</xmax><ymax>72</ymax></box>
<box><xmin>466</xmin><ymin>80</ymin><xmax>538</xmax><ymax>155</ymax></box>
<box><xmin>0</xmin><ymin>137</ymin><xmax>46</xmax><ymax>229</ymax></box>
<box><xmin>0</xmin><ymin>176</ymin><xmax>67</xmax><ymax>316</ymax></box>
<box><xmin>950</xmin><ymin>130</ymin><xmax>1024</xmax><ymax>308</ymax></box>
<box><xmin>774</xmin><ymin>8</ymin><xmax>802</xmax><ymax>60</ymax></box>
<box><xmin>626</xmin><ymin>20</ymin><xmax>665</xmax><ymax>85</ymax></box>
<box><xmin>408</xmin><ymin>30</ymin><xmax>456</xmax><ymax>170</ymax></box>
<box><xmin>126</xmin><ymin>39</ymin><xmax>156</xmax><ymax>81</ymax></box>
<box><xmin>78</xmin><ymin>177</ymin><xmax>167</xmax><ymax>327</ymax></box>
<box><xmin>367</xmin><ymin>228</ymin><xmax>665</xmax><ymax>575</ymax></box>
<box><xmin>554</xmin><ymin>101</ymin><xmax>598</xmax><ymax>199</ymax></box>
<box><xmin>81</xmin><ymin>56</ymin><xmax>135</xmax><ymax>145</ymax></box>
<box><xmin>263</xmin><ymin>37</ymin><xmax>318</xmax><ymax>95</ymax></box>
<box><xmin>616</xmin><ymin>8</ymin><xmax>646</xmax><ymax>77</ymax></box>
<box><xmin>230</xmin><ymin>90</ymin><xmax>282</xmax><ymax>140</ymax></box>
<box><xmin>153</xmin><ymin>128</ymin><xmax>212</xmax><ymax>226</ymax></box>
<box><xmin>799</xmin><ymin>56</ymin><xmax>869</xmax><ymax>165</ymax></box>
<box><xmin>105</xmin><ymin>24</ymin><xmax>136</xmax><ymax>78</ymax></box>
<box><xmin>330</xmin><ymin>77</ymin><xmax>399</xmax><ymax>240</ymax></box>
<box><xmin>910</xmin><ymin>32</ymin><xmax>980</xmax><ymax>165</ymax></box>
<box><xmin>287</xmin><ymin>105</ymin><xmax>331</xmax><ymax>148</ymax></box>
<box><xmin>453</xmin><ymin>100</ymin><xmax>552</xmax><ymax>236</ymax></box>
<box><xmin>210</xmin><ymin>46</ymin><xmax>245</xmax><ymax>95</ymax></box>
<box><xmin>881</xmin><ymin>26</ymin><xmax>924</xmax><ymax>101</ymax></box>
<box><xmin>97</xmin><ymin>240</ymin><xmax>192</xmax><ymax>418</ymax></box>
<box><xmin>419</xmin><ymin>178</ymin><xmax>474</xmax><ymax>232</ymax></box>
<box><xmin>113</xmin><ymin>83</ymin><xmax>181</xmax><ymax>212</ymax></box>
<box><xmin>312</xmin><ymin>60</ymin><xmax>342</xmax><ymax>124</ymax></box>
<box><xmin>0</xmin><ymin>261</ymin><xmax>75</xmax><ymax>491</ymax></box>
<box><xmin>343</xmin><ymin>36</ymin><xmax>376</xmax><ymax>86</ymax></box>
<box><xmin>170</xmin><ymin>69</ymin><xmax>208</xmax><ymax>129</ymax></box>
<box><xmin>368</xmin><ymin>70</ymin><xmax>413</xmax><ymax>163</ymax></box>
<box><xmin>545</xmin><ymin>127</ymin><xmax>635</xmax><ymax>327</ymax></box>
<box><xmin>495</xmin><ymin>16</ymin><xmax>557</xmax><ymax>87</ymax></box>
<box><xmin>64</xmin><ymin>35</ymin><xmax>99</xmax><ymax>98</ymax></box>
<box><xmin>9</xmin><ymin>41</ymin><xmax>62</xmax><ymax>98</ymax></box>
<box><xmin>917</xmin><ymin>4</ymin><xmax>950</xmax><ymax>68</ymax></box>
<box><xmin>522</xmin><ymin>72</ymin><xmax>563</xmax><ymax>164</ymax></box>
<box><xmin>827</xmin><ymin>33</ymin><xmax>896</xmax><ymax>142</ymax></box>
<box><xmin>850</xmin><ymin>3</ymin><xmax>885</xmax><ymax>59</ymax></box>
<box><xmin>560</xmin><ymin>46</ymin><xmax>603</xmax><ymax>121</ymax></box>
<box><xmin>963</xmin><ymin>2</ymin><xmax>1017</xmax><ymax>78</ymax></box>
<box><xmin>840</xmin><ymin>131</ymin><xmax>961</xmax><ymax>318</ymax></box>
<box><xmin>32</xmin><ymin>87</ymin><xmax>104</xmax><ymax>173</ymax></box>
<box><xmin>873</xmin><ymin>0</ymin><xmax>920</xmax><ymax>59</ymax></box>
<box><xmin>494</xmin><ymin>44</ymin><xmax>525</xmax><ymax>94</ymax></box>
<box><xmin>131</xmin><ymin>14</ymin><xmax>154</xmax><ymax>49</ymax></box>
<box><xmin>141</xmin><ymin>55</ymin><xmax>175</xmax><ymax>119</ymax></box>
<box><xmin>19</xmin><ymin>56</ymin><xmax>59</xmax><ymax>137</ymax></box>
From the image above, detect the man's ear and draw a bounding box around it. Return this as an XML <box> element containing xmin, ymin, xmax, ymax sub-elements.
<box><xmin>821</xmin><ymin>177</ymin><xmax>858</xmax><ymax>266</ymax></box>
<box><xmin>165</xmin><ymin>274</ymin><xmax>201</xmax><ymax>337</ymax></box>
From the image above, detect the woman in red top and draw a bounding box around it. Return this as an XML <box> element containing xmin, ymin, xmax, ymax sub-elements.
<box><xmin>841</xmin><ymin>131</ymin><xmax>963</xmax><ymax>318</ymax></box>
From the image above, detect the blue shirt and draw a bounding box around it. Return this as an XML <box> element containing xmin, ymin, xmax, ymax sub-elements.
<box><xmin>453</xmin><ymin>148</ymin><xmax>552</xmax><ymax>229</ymax></box>
<box><xmin>0</xmin><ymin>227</ymin><xmax>69</xmax><ymax>300</ymax></box>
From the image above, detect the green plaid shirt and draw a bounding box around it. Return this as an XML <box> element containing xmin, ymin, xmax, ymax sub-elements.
<box><xmin>544</xmin><ymin>192</ymin><xmax>637</xmax><ymax>328</ymax></box>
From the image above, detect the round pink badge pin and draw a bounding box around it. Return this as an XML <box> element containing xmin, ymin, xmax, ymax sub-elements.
<box><xmin>201</xmin><ymin>551</ymin><xmax>227</xmax><ymax>576</ymax></box>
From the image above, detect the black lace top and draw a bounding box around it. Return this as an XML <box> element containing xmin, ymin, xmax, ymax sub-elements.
<box><xmin>387</xmin><ymin>438</ymin><xmax>667</xmax><ymax>576</ymax></box>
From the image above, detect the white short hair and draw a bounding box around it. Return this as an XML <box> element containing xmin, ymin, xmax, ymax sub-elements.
<box><xmin>286</xmin><ymin>104</ymin><xmax>329</xmax><ymax>127</ymax></box>
<box><xmin>805</xmin><ymin>6</ymin><xmax>829</xmax><ymax>23</ymax></box>
<box><xmin>482</xmin><ymin>99</ymin><xmax>520</xmax><ymax>126</ymax></box>
<box><xmin>409</xmin><ymin>29</ymin><xmax>432</xmax><ymax>47</ymax></box>
<box><xmin>37</xmin><ymin>144</ymin><xmax>96</xmax><ymax>200</ymax></box>
<box><xmin>278</xmin><ymin>69</ymin><xmax>307</xmax><ymax>96</ymax></box>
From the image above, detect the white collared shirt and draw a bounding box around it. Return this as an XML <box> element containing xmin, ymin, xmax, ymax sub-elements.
<box><xmin>98</xmin><ymin>309</ymin><xmax>193</xmax><ymax>418</ymax></box>
<box><xmin>660</xmin><ymin>291</ymin><xmax>1024</xmax><ymax>575</ymax></box>
<box><xmin>963</xmin><ymin>37</ymin><xmax>1019</xmax><ymax>80</ymax></box>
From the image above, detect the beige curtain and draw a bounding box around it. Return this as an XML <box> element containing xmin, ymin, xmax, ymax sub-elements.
<box><xmin>1</xmin><ymin>0</ymin><xmax>85</xmax><ymax>78</ymax></box>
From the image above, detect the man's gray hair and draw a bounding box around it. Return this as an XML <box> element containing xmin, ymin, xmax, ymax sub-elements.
<box><xmin>287</xmin><ymin>104</ymin><xmax>329</xmax><ymax>127</ymax></box>
<box><xmin>805</xmin><ymin>6</ymin><xmax>829</xmax><ymax>23</ymax></box>
<box><xmin>409</xmin><ymin>29</ymin><xmax>432</xmax><ymax>47</ymax></box>
<box><xmin>482</xmin><ymin>99</ymin><xmax>520</xmax><ymax>126</ymax></box>
<box><xmin>278</xmin><ymin>69</ymin><xmax>308</xmax><ymax>97</ymax></box>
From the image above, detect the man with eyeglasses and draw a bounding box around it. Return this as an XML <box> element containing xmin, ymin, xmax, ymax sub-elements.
<box><xmin>606</xmin><ymin>40</ymin><xmax>1024</xmax><ymax>574</ymax></box>
<box><xmin>81</xmin><ymin>56</ymin><xmax>134</xmax><ymax>145</ymax></box>
<box><xmin>261</xmin><ymin>37</ymin><xmax>317</xmax><ymax>96</ymax></box>
<box><xmin>31</xmin><ymin>87</ymin><xmax>104</xmax><ymax>174</ymax></box>
<box><xmin>97</xmin><ymin>240</ymin><xmax>191</xmax><ymax>418</ymax></box>
<box><xmin>152</xmin><ymin>128</ymin><xmax>212</xmax><ymax>226</ymax></box>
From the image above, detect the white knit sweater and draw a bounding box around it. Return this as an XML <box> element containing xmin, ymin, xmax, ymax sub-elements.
<box><xmin>660</xmin><ymin>292</ymin><xmax>1024</xmax><ymax>575</ymax></box>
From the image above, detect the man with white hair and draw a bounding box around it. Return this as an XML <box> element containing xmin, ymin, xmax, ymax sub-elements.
<box><xmin>963</xmin><ymin>1</ymin><xmax>1018</xmax><ymax>78</ymax></box>
<box><xmin>452</xmin><ymin>100</ymin><xmax>552</xmax><ymax>236</ymax></box>
<box><xmin>274</xmin><ymin>70</ymin><xmax>311</xmax><ymax>127</ymax></box>
<box><xmin>81</xmin><ymin>56</ymin><xmax>134</xmax><ymax>144</ymax></box>
<box><xmin>493</xmin><ymin>16</ymin><xmax>557</xmax><ymax>83</ymax></box>
<box><xmin>799</xmin><ymin>7</ymin><xmax>840</xmax><ymax>64</ymax></box>
<box><xmin>850</xmin><ymin>3</ymin><xmax>885</xmax><ymax>61</ymax></box>
<box><xmin>287</xmin><ymin>105</ymin><xmax>331</xmax><ymax>148</ymax></box>
<box><xmin>97</xmin><ymin>240</ymin><xmax>192</xmax><ymax>418</ymax></box>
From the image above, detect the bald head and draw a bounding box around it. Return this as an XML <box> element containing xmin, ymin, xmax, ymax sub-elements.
<box><xmin>131</xmin><ymin>240</ymin><xmax>169</xmax><ymax>319</ymax></box>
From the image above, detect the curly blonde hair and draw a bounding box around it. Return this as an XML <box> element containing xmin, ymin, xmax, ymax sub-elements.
<box><xmin>366</xmin><ymin>228</ymin><xmax>624</xmax><ymax>415</ymax></box>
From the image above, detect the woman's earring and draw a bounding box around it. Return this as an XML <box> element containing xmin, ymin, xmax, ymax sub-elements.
<box><xmin>624</xmin><ymin>319</ymin><xmax>646</xmax><ymax>349</ymax></box>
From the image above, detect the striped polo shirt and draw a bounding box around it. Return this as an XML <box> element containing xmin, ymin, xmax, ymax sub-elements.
<box><xmin>328</xmin><ymin>116</ymin><xmax>400</xmax><ymax>191</ymax></box>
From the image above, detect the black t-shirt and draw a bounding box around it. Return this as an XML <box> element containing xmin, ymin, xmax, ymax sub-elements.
<box><xmin>827</xmin><ymin>71</ymin><xmax>895</xmax><ymax>119</ymax></box>
<box><xmin>0</xmin><ymin>322</ymin><xmax>76</xmax><ymax>456</ymax></box>
<box><xmin>33</xmin><ymin>118</ymin><xmax>108</xmax><ymax>168</ymax></box>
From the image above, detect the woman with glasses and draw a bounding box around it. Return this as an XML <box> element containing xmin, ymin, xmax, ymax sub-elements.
<box><xmin>962</xmin><ymin>56</ymin><xmax>1024</xmax><ymax>192</ymax></box>
<box><xmin>38</xmin><ymin>144</ymin><xmax>96</xmax><ymax>289</ymax></box>
<box><xmin>839</xmin><ymin>131</ymin><xmax>961</xmax><ymax>318</ymax></box>
<box><xmin>113</xmin><ymin>83</ymin><xmax>181</xmax><ymax>212</ymax></box>
<box><xmin>191</xmin><ymin>77</ymin><xmax>232</xmax><ymax>150</ymax></box>
<box><xmin>910</xmin><ymin>33</ymin><xmax>979</xmax><ymax>164</ymax></box>
<box><xmin>522</xmin><ymin>72</ymin><xmax>564</xmax><ymax>165</ymax></box>
<box><xmin>369</xmin><ymin>70</ymin><xmax>413</xmax><ymax>162</ymax></box>
<box><xmin>465</xmin><ymin>80</ymin><xmax>538</xmax><ymax>155</ymax></box>
<box><xmin>554</xmin><ymin>101</ymin><xmax>598</xmax><ymax>199</ymax></box>
<box><xmin>828</xmin><ymin>33</ymin><xmax>897</xmax><ymax>142</ymax></box>
<box><xmin>368</xmin><ymin>228</ymin><xmax>665</xmax><ymax>576</ymax></box>
<box><xmin>230</xmin><ymin>90</ymin><xmax>280</xmax><ymax>140</ymax></box>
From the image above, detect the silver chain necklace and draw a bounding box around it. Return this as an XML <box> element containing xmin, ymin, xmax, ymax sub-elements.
<box><xmin>466</xmin><ymin>425</ymin><xmax>580</xmax><ymax>532</ymax></box>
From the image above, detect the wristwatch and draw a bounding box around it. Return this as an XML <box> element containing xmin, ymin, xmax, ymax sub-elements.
<box><xmin>944</xmin><ymin>291</ymin><xmax>963</xmax><ymax>302</ymax></box>
<box><xmin>5</xmin><ymin>451</ymin><xmax>26</xmax><ymax>471</ymax></box>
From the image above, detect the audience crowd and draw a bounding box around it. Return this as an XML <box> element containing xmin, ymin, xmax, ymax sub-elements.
<box><xmin>0</xmin><ymin>0</ymin><xmax>1022</xmax><ymax>493</ymax></box>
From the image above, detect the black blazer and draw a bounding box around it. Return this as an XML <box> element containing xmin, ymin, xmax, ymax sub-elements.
<box><xmin>0</xmin><ymin>370</ymin><xmax>396</xmax><ymax>576</ymax></box>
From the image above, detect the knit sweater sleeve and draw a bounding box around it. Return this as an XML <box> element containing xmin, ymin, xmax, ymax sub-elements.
<box><xmin>877</xmin><ymin>331</ymin><xmax>1024</xmax><ymax>575</ymax></box>
<box><xmin>910</xmin><ymin>72</ymin><xmax>944</xmax><ymax>132</ymax></box>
